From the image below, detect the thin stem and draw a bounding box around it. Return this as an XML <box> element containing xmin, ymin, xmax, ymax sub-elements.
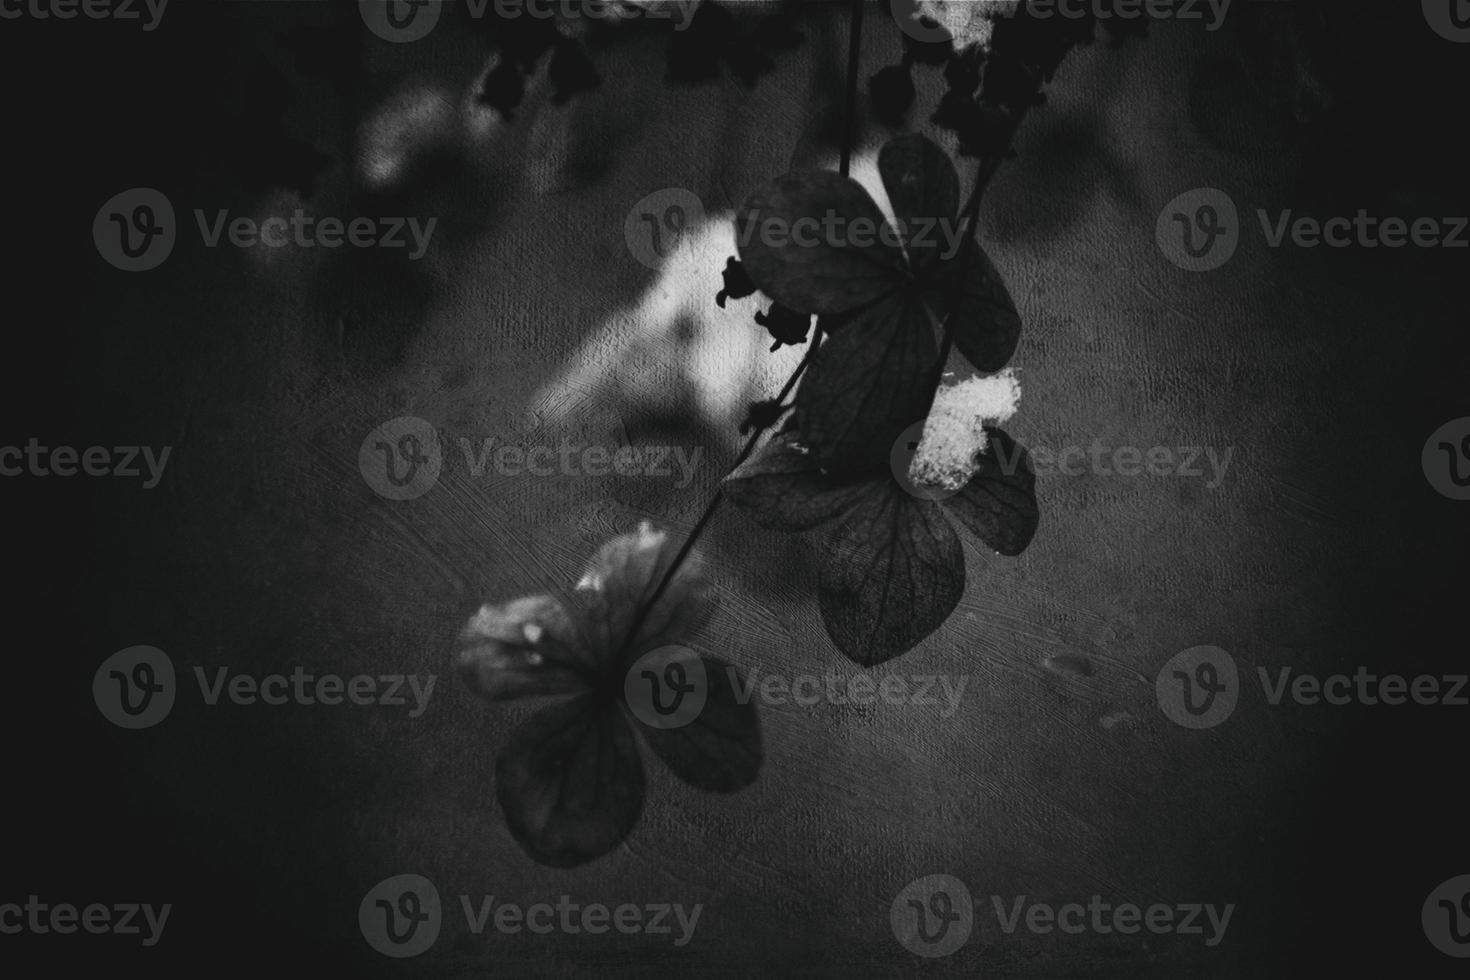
<box><xmin>616</xmin><ymin>341</ymin><xmax>819</xmax><ymax>660</ymax></box>
<box><xmin>616</xmin><ymin>0</ymin><xmax>862</xmax><ymax>660</ymax></box>
<box><xmin>839</xmin><ymin>0</ymin><xmax>865</xmax><ymax>178</ymax></box>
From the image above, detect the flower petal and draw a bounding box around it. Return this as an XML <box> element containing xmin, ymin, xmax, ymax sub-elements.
<box><xmin>571</xmin><ymin>523</ymin><xmax>714</xmax><ymax>670</ymax></box>
<box><xmin>925</xmin><ymin>238</ymin><xmax>1022</xmax><ymax>371</ymax></box>
<box><xmin>815</xmin><ymin>481</ymin><xmax>966</xmax><ymax>666</ymax></box>
<box><xmin>495</xmin><ymin>694</ymin><xmax>645</xmax><ymax>868</ymax></box>
<box><xmin>456</xmin><ymin>595</ymin><xmax>594</xmax><ymax>700</ymax></box>
<box><xmin>945</xmin><ymin>426</ymin><xmax>1040</xmax><ymax>556</ymax></box>
<box><xmin>795</xmin><ymin>293</ymin><xmax>939</xmax><ymax>476</ymax></box>
<box><xmin>723</xmin><ymin>432</ymin><xmax>872</xmax><ymax>531</ymax></box>
<box><xmin>878</xmin><ymin>133</ymin><xmax>960</xmax><ymax>272</ymax></box>
<box><xmin>631</xmin><ymin>656</ymin><xmax>763</xmax><ymax>792</ymax></box>
<box><xmin>736</xmin><ymin>170</ymin><xmax>906</xmax><ymax>316</ymax></box>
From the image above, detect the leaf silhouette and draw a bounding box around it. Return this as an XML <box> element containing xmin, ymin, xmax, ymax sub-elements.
<box><xmin>736</xmin><ymin>170</ymin><xmax>904</xmax><ymax>316</ymax></box>
<box><xmin>570</xmin><ymin>524</ymin><xmax>715</xmax><ymax>671</ymax></box>
<box><xmin>723</xmin><ymin>432</ymin><xmax>870</xmax><ymax>531</ymax></box>
<box><xmin>948</xmin><ymin>427</ymin><xmax>1040</xmax><ymax>556</ymax></box>
<box><xmin>462</xmin><ymin>525</ymin><xmax>763</xmax><ymax>867</ymax></box>
<box><xmin>878</xmin><ymin>133</ymin><xmax>960</xmax><ymax>272</ymax></box>
<box><xmin>495</xmin><ymin>694</ymin><xmax>645</xmax><ymax>868</ymax></box>
<box><xmin>795</xmin><ymin>295</ymin><xmax>939</xmax><ymax>476</ymax></box>
<box><xmin>634</xmin><ymin>656</ymin><xmax>762</xmax><ymax>792</ymax></box>
<box><xmin>924</xmin><ymin>238</ymin><xmax>1022</xmax><ymax>372</ymax></box>
<box><xmin>815</xmin><ymin>481</ymin><xmax>965</xmax><ymax>666</ymax></box>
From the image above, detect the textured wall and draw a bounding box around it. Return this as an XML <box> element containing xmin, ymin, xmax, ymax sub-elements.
<box><xmin>5</xmin><ymin>2</ymin><xmax>1468</xmax><ymax>977</ymax></box>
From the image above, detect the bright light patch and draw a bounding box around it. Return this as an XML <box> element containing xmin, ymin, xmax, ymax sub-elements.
<box><xmin>909</xmin><ymin>368</ymin><xmax>1021</xmax><ymax>490</ymax></box>
<box><xmin>357</xmin><ymin>86</ymin><xmax>456</xmax><ymax>189</ymax></box>
<box><xmin>916</xmin><ymin>0</ymin><xmax>1021</xmax><ymax>52</ymax></box>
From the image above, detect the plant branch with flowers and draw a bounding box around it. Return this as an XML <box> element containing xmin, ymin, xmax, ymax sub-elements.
<box><xmin>457</xmin><ymin>0</ymin><xmax>1129</xmax><ymax>867</ymax></box>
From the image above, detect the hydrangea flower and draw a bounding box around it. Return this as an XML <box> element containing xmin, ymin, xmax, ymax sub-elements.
<box><xmin>727</xmin><ymin>132</ymin><xmax>1039</xmax><ymax>665</ymax></box>
<box><xmin>725</xmin><ymin>420</ymin><xmax>1038</xmax><ymax>666</ymax></box>
<box><xmin>456</xmin><ymin>523</ymin><xmax>760</xmax><ymax>866</ymax></box>
<box><xmin>736</xmin><ymin>132</ymin><xmax>1022</xmax><ymax>477</ymax></box>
